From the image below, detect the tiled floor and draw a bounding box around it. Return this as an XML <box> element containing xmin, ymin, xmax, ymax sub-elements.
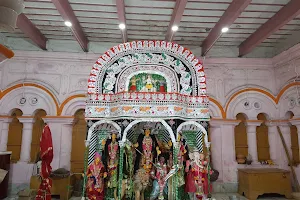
<box><xmin>4</xmin><ymin>193</ymin><xmax>293</xmax><ymax>200</ymax></box>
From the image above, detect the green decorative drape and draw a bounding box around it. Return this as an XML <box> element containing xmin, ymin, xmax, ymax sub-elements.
<box><xmin>82</xmin><ymin>143</ymin><xmax>90</xmax><ymax>198</ymax></box>
<box><xmin>118</xmin><ymin>144</ymin><xmax>125</xmax><ymax>200</ymax></box>
<box><xmin>173</xmin><ymin>145</ymin><xmax>179</xmax><ymax>199</ymax></box>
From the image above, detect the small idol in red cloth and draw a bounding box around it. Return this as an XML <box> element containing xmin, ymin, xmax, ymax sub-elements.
<box><xmin>86</xmin><ymin>152</ymin><xmax>107</xmax><ymax>200</ymax></box>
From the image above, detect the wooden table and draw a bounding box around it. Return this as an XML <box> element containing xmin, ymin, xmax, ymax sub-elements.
<box><xmin>0</xmin><ymin>151</ymin><xmax>11</xmax><ymax>199</ymax></box>
<box><xmin>238</xmin><ymin>168</ymin><xmax>292</xmax><ymax>200</ymax></box>
<box><xmin>30</xmin><ymin>175</ymin><xmax>75</xmax><ymax>200</ymax></box>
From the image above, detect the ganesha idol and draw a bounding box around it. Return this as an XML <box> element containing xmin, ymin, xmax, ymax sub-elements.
<box><xmin>185</xmin><ymin>150</ymin><xmax>212</xmax><ymax>200</ymax></box>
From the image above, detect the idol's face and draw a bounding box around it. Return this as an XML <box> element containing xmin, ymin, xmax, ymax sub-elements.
<box><xmin>189</xmin><ymin>152</ymin><xmax>194</xmax><ymax>161</ymax></box>
<box><xmin>200</xmin><ymin>153</ymin><xmax>205</xmax><ymax>160</ymax></box>
<box><xmin>159</xmin><ymin>156</ymin><xmax>165</xmax><ymax>164</ymax></box>
<box><xmin>95</xmin><ymin>157</ymin><xmax>100</xmax><ymax>165</ymax></box>
<box><xmin>145</xmin><ymin>129</ymin><xmax>150</xmax><ymax>136</ymax></box>
<box><xmin>194</xmin><ymin>151</ymin><xmax>200</xmax><ymax>161</ymax></box>
<box><xmin>112</xmin><ymin>133</ymin><xmax>117</xmax><ymax>141</ymax></box>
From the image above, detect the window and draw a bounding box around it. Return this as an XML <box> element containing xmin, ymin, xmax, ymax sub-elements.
<box><xmin>7</xmin><ymin>109</ymin><xmax>23</xmax><ymax>163</ymax></box>
<box><xmin>30</xmin><ymin>109</ymin><xmax>46</xmax><ymax>162</ymax></box>
<box><xmin>256</xmin><ymin>113</ymin><xmax>270</xmax><ymax>161</ymax></box>
<box><xmin>71</xmin><ymin>109</ymin><xmax>87</xmax><ymax>173</ymax></box>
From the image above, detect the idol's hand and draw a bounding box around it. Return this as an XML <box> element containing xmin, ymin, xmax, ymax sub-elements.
<box><xmin>104</xmin><ymin>172</ymin><xmax>108</xmax><ymax>178</ymax></box>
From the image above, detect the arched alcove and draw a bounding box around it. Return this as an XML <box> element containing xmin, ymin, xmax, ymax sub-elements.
<box><xmin>0</xmin><ymin>86</ymin><xmax>57</xmax><ymax>116</ymax></box>
<box><xmin>61</xmin><ymin>96</ymin><xmax>86</xmax><ymax>116</ymax></box>
<box><xmin>7</xmin><ymin>108</ymin><xmax>23</xmax><ymax>162</ymax></box>
<box><xmin>71</xmin><ymin>109</ymin><xmax>87</xmax><ymax>174</ymax></box>
<box><xmin>226</xmin><ymin>92</ymin><xmax>276</xmax><ymax>119</ymax></box>
<box><xmin>30</xmin><ymin>109</ymin><xmax>47</xmax><ymax>162</ymax></box>
<box><xmin>287</xmin><ymin>111</ymin><xmax>300</xmax><ymax>165</ymax></box>
<box><xmin>256</xmin><ymin>113</ymin><xmax>270</xmax><ymax>161</ymax></box>
<box><xmin>234</xmin><ymin>113</ymin><xmax>248</xmax><ymax>161</ymax></box>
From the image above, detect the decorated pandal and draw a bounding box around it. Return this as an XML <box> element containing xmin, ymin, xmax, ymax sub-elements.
<box><xmin>83</xmin><ymin>41</ymin><xmax>215</xmax><ymax>200</ymax></box>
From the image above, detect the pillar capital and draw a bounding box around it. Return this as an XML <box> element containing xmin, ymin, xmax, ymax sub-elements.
<box><xmin>17</xmin><ymin>117</ymin><xmax>35</xmax><ymax>124</ymax></box>
<box><xmin>210</xmin><ymin>119</ymin><xmax>240</xmax><ymax>128</ymax></box>
<box><xmin>42</xmin><ymin>116</ymin><xmax>74</xmax><ymax>125</ymax></box>
<box><xmin>0</xmin><ymin>116</ymin><xmax>12</xmax><ymax>123</ymax></box>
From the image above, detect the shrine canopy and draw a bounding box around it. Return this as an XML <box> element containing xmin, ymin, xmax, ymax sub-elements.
<box><xmin>86</xmin><ymin>41</ymin><xmax>209</xmax><ymax>120</ymax></box>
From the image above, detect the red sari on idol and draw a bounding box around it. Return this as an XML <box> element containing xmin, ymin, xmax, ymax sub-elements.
<box><xmin>36</xmin><ymin>125</ymin><xmax>53</xmax><ymax>200</ymax></box>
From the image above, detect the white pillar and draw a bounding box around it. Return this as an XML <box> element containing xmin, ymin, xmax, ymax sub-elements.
<box><xmin>0</xmin><ymin>118</ymin><xmax>12</xmax><ymax>151</ymax></box>
<box><xmin>218</xmin><ymin>120</ymin><xmax>239</xmax><ymax>183</ymax></box>
<box><xmin>59</xmin><ymin>122</ymin><xmax>73</xmax><ymax>170</ymax></box>
<box><xmin>246</xmin><ymin>121</ymin><xmax>262</xmax><ymax>164</ymax></box>
<box><xmin>209</xmin><ymin>120</ymin><xmax>223</xmax><ymax>181</ymax></box>
<box><xmin>43</xmin><ymin>117</ymin><xmax>74</xmax><ymax>170</ymax></box>
<box><xmin>18</xmin><ymin>118</ymin><xmax>35</xmax><ymax>163</ymax></box>
<box><xmin>266</xmin><ymin>123</ymin><xmax>277</xmax><ymax>163</ymax></box>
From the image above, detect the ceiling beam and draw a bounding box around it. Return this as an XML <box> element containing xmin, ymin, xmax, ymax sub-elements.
<box><xmin>51</xmin><ymin>0</ymin><xmax>88</xmax><ymax>52</ymax></box>
<box><xmin>116</xmin><ymin>0</ymin><xmax>127</xmax><ymax>43</ymax></box>
<box><xmin>239</xmin><ymin>0</ymin><xmax>300</xmax><ymax>57</ymax></box>
<box><xmin>165</xmin><ymin>0</ymin><xmax>188</xmax><ymax>42</ymax></box>
<box><xmin>201</xmin><ymin>0</ymin><xmax>251</xmax><ymax>56</ymax></box>
<box><xmin>17</xmin><ymin>14</ymin><xmax>47</xmax><ymax>50</ymax></box>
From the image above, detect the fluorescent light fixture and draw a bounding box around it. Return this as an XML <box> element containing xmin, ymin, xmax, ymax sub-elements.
<box><xmin>172</xmin><ymin>25</ymin><xmax>178</xmax><ymax>32</ymax></box>
<box><xmin>221</xmin><ymin>27</ymin><xmax>229</xmax><ymax>33</ymax></box>
<box><xmin>119</xmin><ymin>23</ymin><xmax>126</xmax><ymax>30</ymax></box>
<box><xmin>64</xmin><ymin>21</ymin><xmax>72</xmax><ymax>27</ymax></box>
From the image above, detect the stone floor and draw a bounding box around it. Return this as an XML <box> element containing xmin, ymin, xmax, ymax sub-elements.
<box><xmin>4</xmin><ymin>193</ymin><xmax>293</xmax><ymax>200</ymax></box>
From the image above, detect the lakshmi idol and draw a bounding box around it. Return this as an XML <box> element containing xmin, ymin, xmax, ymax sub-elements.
<box><xmin>103</xmin><ymin>131</ymin><xmax>119</xmax><ymax>200</ymax></box>
<box><xmin>86</xmin><ymin>152</ymin><xmax>107</xmax><ymax>200</ymax></box>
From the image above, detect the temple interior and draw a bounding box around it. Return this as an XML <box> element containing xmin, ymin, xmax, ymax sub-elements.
<box><xmin>1</xmin><ymin>0</ymin><xmax>300</xmax><ymax>200</ymax></box>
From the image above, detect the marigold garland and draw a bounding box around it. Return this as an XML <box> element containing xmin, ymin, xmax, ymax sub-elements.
<box><xmin>0</xmin><ymin>44</ymin><xmax>14</xmax><ymax>59</ymax></box>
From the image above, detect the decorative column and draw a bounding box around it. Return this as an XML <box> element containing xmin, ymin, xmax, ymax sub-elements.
<box><xmin>246</xmin><ymin>121</ymin><xmax>261</xmax><ymax>164</ymax></box>
<box><xmin>43</xmin><ymin>117</ymin><xmax>74</xmax><ymax>170</ymax></box>
<box><xmin>18</xmin><ymin>117</ymin><xmax>35</xmax><ymax>163</ymax></box>
<box><xmin>209</xmin><ymin>120</ymin><xmax>223</xmax><ymax>181</ymax></box>
<box><xmin>216</xmin><ymin>119</ymin><xmax>239</xmax><ymax>183</ymax></box>
<box><xmin>59</xmin><ymin>120</ymin><xmax>73</xmax><ymax>170</ymax></box>
<box><xmin>0</xmin><ymin>117</ymin><xmax>12</xmax><ymax>152</ymax></box>
<box><xmin>266</xmin><ymin>122</ymin><xmax>277</xmax><ymax>163</ymax></box>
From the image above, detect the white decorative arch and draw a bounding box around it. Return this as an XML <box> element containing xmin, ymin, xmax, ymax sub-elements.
<box><xmin>226</xmin><ymin>91</ymin><xmax>277</xmax><ymax>119</ymax></box>
<box><xmin>277</xmin><ymin>86</ymin><xmax>300</xmax><ymax>118</ymax></box>
<box><xmin>61</xmin><ymin>97</ymin><xmax>86</xmax><ymax>116</ymax></box>
<box><xmin>88</xmin><ymin>41</ymin><xmax>207</xmax><ymax>97</ymax></box>
<box><xmin>0</xmin><ymin>86</ymin><xmax>57</xmax><ymax>116</ymax></box>
<box><xmin>122</xmin><ymin>119</ymin><xmax>176</xmax><ymax>143</ymax></box>
<box><xmin>176</xmin><ymin>121</ymin><xmax>209</xmax><ymax>146</ymax></box>
<box><xmin>87</xmin><ymin>120</ymin><xmax>122</xmax><ymax>142</ymax></box>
